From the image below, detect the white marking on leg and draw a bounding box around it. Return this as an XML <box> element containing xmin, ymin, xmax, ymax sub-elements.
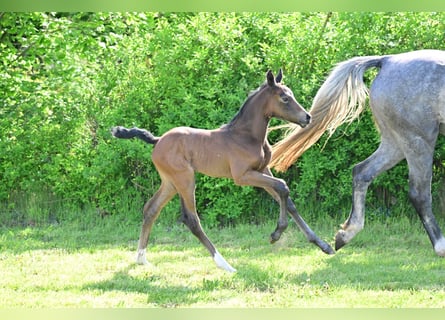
<box><xmin>213</xmin><ymin>251</ymin><xmax>236</xmax><ymax>273</ymax></box>
<box><xmin>136</xmin><ymin>249</ymin><xmax>149</xmax><ymax>265</ymax></box>
<box><xmin>338</xmin><ymin>223</ymin><xmax>364</xmax><ymax>243</ymax></box>
<box><xmin>434</xmin><ymin>237</ymin><xmax>445</xmax><ymax>257</ymax></box>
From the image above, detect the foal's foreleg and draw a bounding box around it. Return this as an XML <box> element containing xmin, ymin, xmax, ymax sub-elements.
<box><xmin>262</xmin><ymin>185</ymin><xmax>289</xmax><ymax>243</ymax></box>
<box><xmin>136</xmin><ymin>181</ymin><xmax>176</xmax><ymax>265</ymax></box>
<box><xmin>234</xmin><ymin>169</ymin><xmax>290</xmax><ymax>242</ymax></box>
<box><xmin>261</xmin><ymin>169</ymin><xmax>334</xmax><ymax>254</ymax></box>
<box><xmin>285</xmin><ymin>198</ymin><xmax>335</xmax><ymax>254</ymax></box>
<box><xmin>259</xmin><ymin>170</ymin><xmax>289</xmax><ymax>243</ymax></box>
<box><xmin>266</xmin><ymin>188</ymin><xmax>335</xmax><ymax>254</ymax></box>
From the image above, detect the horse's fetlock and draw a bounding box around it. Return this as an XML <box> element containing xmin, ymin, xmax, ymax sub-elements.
<box><xmin>278</xmin><ymin>219</ymin><xmax>288</xmax><ymax>230</ymax></box>
<box><xmin>434</xmin><ymin>237</ymin><xmax>445</xmax><ymax>256</ymax></box>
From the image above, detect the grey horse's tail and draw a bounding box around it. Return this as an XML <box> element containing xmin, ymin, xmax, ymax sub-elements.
<box><xmin>270</xmin><ymin>55</ymin><xmax>385</xmax><ymax>172</ymax></box>
<box><xmin>111</xmin><ymin>126</ymin><xmax>159</xmax><ymax>145</ymax></box>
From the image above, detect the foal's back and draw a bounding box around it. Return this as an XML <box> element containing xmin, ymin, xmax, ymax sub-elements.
<box><xmin>151</xmin><ymin>126</ymin><xmax>241</xmax><ymax>179</ymax></box>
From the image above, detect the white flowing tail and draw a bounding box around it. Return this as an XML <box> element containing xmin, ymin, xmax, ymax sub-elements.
<box><xmin>270</xmin><ymin>55</ymin><xmax>385</xmax><ymax>172</ymax></box>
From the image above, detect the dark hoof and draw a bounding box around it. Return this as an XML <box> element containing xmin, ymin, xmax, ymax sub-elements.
<box><xmin>321</xmin><ymin>242</ymin><xmax>336</xmax><ymax>255</ymax></box>
<box><xmin>270</xmin><ymin>231</ymin><xmax>281</xmax><ymax>244</ymax></box>
<box><xmin>334</xmin><ymin>232</ymin><xmax>347</xmax><ymax>251</ymax></box>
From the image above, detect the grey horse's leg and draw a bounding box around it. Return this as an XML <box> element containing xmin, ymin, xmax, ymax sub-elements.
<box><xmin>404</xmin><ymin>140</ymin><xmax>445</xmax><ymax>256</ymax></box>
<box><xmin>335</xmin><ymin>140</ymin><xmax>404</xmax><ymax>250</ymax></box>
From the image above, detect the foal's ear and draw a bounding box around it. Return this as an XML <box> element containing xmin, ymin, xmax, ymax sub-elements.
<box><xmin>266</xmin><ymin>69</ymin><xmax>276</xmax><ymax>86</ymax></box>
<box><xmin>275</xmin><ymin>68</ymin><xmax>283</xmax><ymax>83</ymax></box>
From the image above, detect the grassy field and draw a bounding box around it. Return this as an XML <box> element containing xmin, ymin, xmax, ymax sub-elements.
<box><xmin>1</xmin><ymin>212</ymin><xmax>445</xmax><ymax>308</ymax></box>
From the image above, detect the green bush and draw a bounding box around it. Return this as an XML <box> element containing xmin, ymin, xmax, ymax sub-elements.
<box><xmin>2</xmin><ymin>12</ymin><xmax>445</xmax><ymax>226</ymax></box>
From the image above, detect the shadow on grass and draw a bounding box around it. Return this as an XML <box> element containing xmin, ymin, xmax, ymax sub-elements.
<box><xmin>0</xmin><ymin>218</ymin><xmax>201</xmax><ymax>254</ymax></box>
<box><xmin>316</xmin><ymin>249</ymin><xmax>445</xmax><ymax>291</ymax></box>
<box><xmin>80</xmin><ymin>263</ymin><xmax>214</xmax><ymax>307</ymax></box>
<box><xmin>79</xmin><ymin>244</ymin><xmax>445</xmax><ymax>308</ymax></box>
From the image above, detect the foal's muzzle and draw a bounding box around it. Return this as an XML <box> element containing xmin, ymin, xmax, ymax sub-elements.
<box><xmin>299</xmin><ymin>113</ymin><xmax>312</xmax><ymax>128</ymax></box>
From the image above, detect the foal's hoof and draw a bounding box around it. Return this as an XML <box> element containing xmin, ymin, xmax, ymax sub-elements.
<box><xmin>136</xmin><ymin>249</ymin><xmax>150</xmax><ymax>265</ymax></box>
<box><xmin>320</xmin><ymin>241</ymin><xmax>335</xmax><ymax>255</ymax></box>
<box><xmin>269</xmin><ymin>231</ymin><xmax>281</xmax><ymax>244</ymax></box>
<box><xmin>213</xmin><ymin>251</ymin><xmax>237</xmax><ymax>273</ymax></box>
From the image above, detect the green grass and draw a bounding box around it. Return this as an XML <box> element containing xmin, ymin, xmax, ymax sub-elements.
<box><xmin>1</xmin><ymin>212</ymin><xmax>445</xmax><ymax>307</ymax></box>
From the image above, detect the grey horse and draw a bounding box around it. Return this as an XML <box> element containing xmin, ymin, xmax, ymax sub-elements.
<box><xmin>270</xmin><ymin>49</ymin><xmax>445</xmax><ymax>257</ymax></box>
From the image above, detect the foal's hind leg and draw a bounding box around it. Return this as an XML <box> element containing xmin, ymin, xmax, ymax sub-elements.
<box><xmin>136</xmin><ymin>181</ymin><xmax>176</xmax><ymax>265</ymax></box>
<box><xmin>335</xmin><ymin>140</ymin><xmax>404</xmax><ymax>250</ymax></box>
<box><xmin>174</xmin><ymin>169</ymin><xmax>236</xmax><ymax>272</ymax></box>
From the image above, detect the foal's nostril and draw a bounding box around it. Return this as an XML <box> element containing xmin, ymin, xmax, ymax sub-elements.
<box><xmin>298</xmin><ymin>113</ymin><xmax>312</xmax><ymax>128</ymax></box>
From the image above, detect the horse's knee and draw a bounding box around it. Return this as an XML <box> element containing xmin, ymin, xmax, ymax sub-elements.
<box><xmin>274</xmin><ymin>178</ymin><xmax>289</xmax><ymax>199</ymax></box>
<box><xmin>352</xmin><ymin>163</ymin><xmax>374</xmax><ymax>188</ymax></box>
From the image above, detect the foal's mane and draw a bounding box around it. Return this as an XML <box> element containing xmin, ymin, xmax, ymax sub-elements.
<box><xmin>222</xmin><ymin>82</ymin><xmax>269</xmax><ymax>129</ymax></box>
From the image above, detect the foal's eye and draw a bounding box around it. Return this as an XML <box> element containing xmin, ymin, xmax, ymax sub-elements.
<box><xmin>279</xmin><ymin>95</ymin><xmax>289</xmax><ymax>104</ymax></box>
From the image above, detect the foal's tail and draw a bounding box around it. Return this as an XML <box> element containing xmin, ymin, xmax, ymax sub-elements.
<box><xmin>269</xmin><ymin>55</ymin><xmax>385</xmax><ymax>172</ymax></box>
<box><xmin>111</xmin><ymin>126</ymin><xmax>159</xmax><ymax>145</ymax></box>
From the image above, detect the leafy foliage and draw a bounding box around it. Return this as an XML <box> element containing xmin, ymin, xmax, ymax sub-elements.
<box><xmin>2</xmin><ymin>12</ymin><xmax>445</xmax><ymax>226</ymax></box>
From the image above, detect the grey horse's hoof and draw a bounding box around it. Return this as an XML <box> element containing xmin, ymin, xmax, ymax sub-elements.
<box><xmin>334</xmin><ymin>231</ymin><xmax>347</xmax><ymax>251</ymax></box>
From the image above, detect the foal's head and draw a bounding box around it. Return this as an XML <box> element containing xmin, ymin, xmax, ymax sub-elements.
<box><xmin>264</xmin><ymin>69</ymin><xmax>311</xmax><ymax>128</ymax></box>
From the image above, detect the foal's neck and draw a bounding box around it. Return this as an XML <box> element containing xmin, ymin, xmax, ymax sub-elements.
<box><xmin>226</xmin><ymin>89</ymin><xmax>270</xmax><ymax>144</ymax></box>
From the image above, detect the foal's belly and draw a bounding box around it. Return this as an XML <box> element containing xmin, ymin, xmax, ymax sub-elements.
<box><xmin>191</xmin><ymin>152</ymin><xmax>233</xmax><ymax>178</ymax></box>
